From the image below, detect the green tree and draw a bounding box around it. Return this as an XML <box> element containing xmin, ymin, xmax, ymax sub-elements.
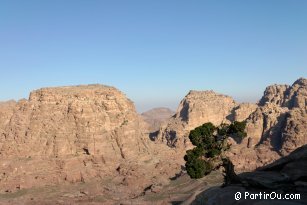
<box><xmin>186</xmin><ymin>158</ymin><xmax>212</xmax><ymax>179</ymax></box>
<box><xmin>184</xmin><ymin>121</ymin><xmax>247</xmax><ymax>179</ymax></box>
<box><xmin>228</xmin><ymin>121</ymin><xmax>247</xmax><ymax>139</ymax></box>
<box><xmin>189</xmin><ymin>122</ymin><xmax>216</xmax><ymax>147</ymax></box>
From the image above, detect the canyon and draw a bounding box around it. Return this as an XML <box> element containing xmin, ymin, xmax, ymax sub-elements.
<box><xmin>0</xmin><ymin>78</ymin><xmax>306</xmax><ymax>204</ymax></box>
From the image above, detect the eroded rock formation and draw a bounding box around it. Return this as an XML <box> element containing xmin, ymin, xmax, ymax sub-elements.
<box><xmin>158</xmin><ymin>78</ymin><xmax>307</xmax><ymax>172</ymax></box>
<box><xmin>0</xmin><ymin>78</ymin><xmax>305</xmax><ymax>203</ymax></box>
<box><xmin>1</xmin><ymin>85</ymin><xmax>149</xmax><ymax>159</ymax></box>
<box><xmin>231</xmin><ymin>78</ymin><xmax>307</xmax><ymax>171</ymax></box>
<box><xmin>0</xmin><ymin>85</ymin><xmax>182</xmax><ymax>198</ymax></box>
<box><xmin>157</xmin><ymin>91</ymin><xmax>240</xmax><ymax>149</ymax></box>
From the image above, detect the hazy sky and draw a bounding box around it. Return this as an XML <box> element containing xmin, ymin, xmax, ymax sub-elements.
<box><xmin>1</xmin><ymin>1</ymin><xmax>306</xmax><ymax>112</ymax></box>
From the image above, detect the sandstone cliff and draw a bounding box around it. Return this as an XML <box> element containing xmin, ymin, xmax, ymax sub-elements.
<box><xmin>0</xmin><ymin>100</ymin><xmax>16</xmax><ymax>135</ymax></box>
<box><xmin>0</xmin><ymin>85</ymin><xmax>182</xmax><ymax>198</ymax></box>
<box><xmin>157</xmin><ymin>91</ymin><xmax>241</xmax><ymax>149</ymax></box>
<box><xmin>158</xmin><ymin>78</ymin><xmax>306</xmax><ymax>172</ymax></box>
<box><xmin>247</xmin><ymin>78</ymin><xmax>306</xmax><ymax>150</ymax></box>
<box><xmin>1</xmin><ymin>85</ymin><xmax>149</xmax><ymax>160</ymax></box>
<box><xmin>231</xmin><ymin>78</ymin><xmax>307</xmax><ymax>171</ymax></box>
<box><xmin>157</xmin><ymin>91</ymin><xmax>259</xmax><ymax>150</ymax></box>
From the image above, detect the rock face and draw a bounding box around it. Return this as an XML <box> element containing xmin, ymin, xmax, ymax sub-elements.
<box><xmin>0</xmin><ymin>100</ymin><xmax>16</xmax><ymax>135</ymax></box>
<box><xmin>231</xmin><ymin>78</ymin><xmax>307</xmax><ymax>171</ymax></box>
<box><xmin>259</xmin><ymin>78</ymin><xmax>307</xmax><ymax>110</ymax></box>
<box><xmin>176</xmin><ymin>91</ymin><xmax>237</xmax><ymax>129</ymax></box>
<box><xmin>0</xmin><ymin>85</ymin><xmax>182</xmax><ymax>197</ymax></box>
<box><xmin>141</xmin><ymin>107</ymin><xmax>175</xmax><ymax>132</ymax></box>
<box><xmin>248</xmin><ymin>78</ymin><xmax>306</xmax><ymax>150</ymax></box>
<box><xmin>157</xmin><ymin>91</ymin><xmax>241</xmax><ymax>149</ymax></box>
<box><xmin>190</xmin><ymin>145</ymin><xmax>307</xmax><ymax>205</ymax></box>
<box><xmin>157</xmin><ymin>78</ymin><xmax>307</xmax><ymax>172</ymax></box>
<box><xmin>0</xmin><ymin>85</ymin><xmax>150</xmax><ymax>160</ymax></box>
<box><xmin>231</xmin><ymin>103</ymin><xmax>258</xmax><ymax>122</ymax></box>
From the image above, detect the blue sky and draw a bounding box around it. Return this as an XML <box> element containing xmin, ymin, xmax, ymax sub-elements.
<box><xmin>0</xmin><ymin>1</ymin><xmax>306</xmax><ymax>112</ymax></box>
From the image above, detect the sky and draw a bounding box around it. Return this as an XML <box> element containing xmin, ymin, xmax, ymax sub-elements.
<box><xmin>0</xmin><ymin>1</ymin><xmax>306</xmax><ymax>112</ymax></box>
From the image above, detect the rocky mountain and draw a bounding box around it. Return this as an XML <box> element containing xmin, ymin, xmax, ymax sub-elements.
<box><xmin>0</xmin><ymin>79</ymin><xmax>305</xmax><ymax>204</ymax></box>
<box><xmin>157</xmin><ymin>78</ymin><xmax>307</xmax><ymax>172</ymax></box>
<box><xmin>230</xmin><ymin>78</ymin><xmax>307</xmax><ymax>171</ymax></box>
<box><xmin>157</xmin><ymin>91</ymin><xmax>242</xmax><ymax>149</ymax></box>
<box><xmin>0</xmin><ymin>85</ymin><xmax>182</xmax><ymax>200</ymax></box>
<box><xmin>141</xmin><ymin>107</ymin><xmax>175</xmax><ymax>132</ymax></box>
<box><xmin>156</xmin><ymin>91</ymin><xmax>258</xmax><ymax>153</ymax></box>
<box><xmin>1</xmin><ymin>85</ymin><xmax>149</xmax><ymax>159</ymax></box>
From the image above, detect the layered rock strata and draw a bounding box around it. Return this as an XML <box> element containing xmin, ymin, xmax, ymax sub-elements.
<box><xmin>0</xmin><ymin>85</ymin><xmax>181</xmax><ymax>197</ymax></box>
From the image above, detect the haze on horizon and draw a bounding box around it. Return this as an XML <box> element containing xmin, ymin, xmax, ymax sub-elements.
<box><xmin>0</xmin><ymin>1</ymin><xmax>306</xmax><ymax>112</ymax></box>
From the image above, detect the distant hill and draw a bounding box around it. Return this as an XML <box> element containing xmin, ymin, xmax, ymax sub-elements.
<box><xmin>141</xmin><ymin>107</ymin><xmax>175</xmax><ymax>132</ymax></box>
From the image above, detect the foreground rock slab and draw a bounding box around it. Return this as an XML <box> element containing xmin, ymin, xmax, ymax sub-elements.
<box><xmin>190</xmin><ymin>145</ymin><xmax>307</xmax><ymax>205</ymax></box>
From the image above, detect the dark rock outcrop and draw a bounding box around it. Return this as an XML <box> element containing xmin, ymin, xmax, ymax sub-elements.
<box><xmin>190</xmin><ymin>145</ymin><xmax>307</xmax><ymax>205</ymax></box>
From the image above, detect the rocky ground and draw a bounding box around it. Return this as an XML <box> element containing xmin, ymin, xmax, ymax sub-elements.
<box><xmin>0</xmin><ymin>171</ymin><xmax>223</xmax><ymax>205</ymax></box>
